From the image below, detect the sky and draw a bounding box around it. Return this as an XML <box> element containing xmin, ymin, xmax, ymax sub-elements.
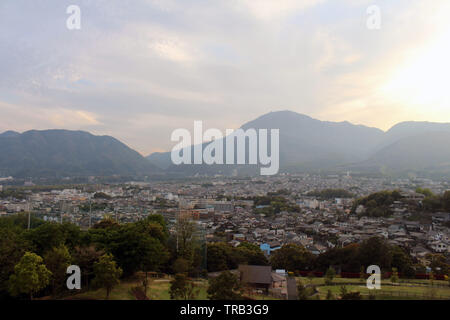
<box><xmin>1</xmin><ymin>0</ymin><xmax>450</xmax><ymax>155</ymax></box>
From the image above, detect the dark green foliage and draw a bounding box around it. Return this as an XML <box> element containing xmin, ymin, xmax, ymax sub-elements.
<box><xmin>207</xmin><ymin>271</ymin><xmax>242</xmax><ymax>300</ymax></box>
<box><xmin>44</xmin><ymin>245</ymin><xmax>72</xmax><ymax>295</ymax></box>
<box><xmin>8</xmin><ymin>252</ymin><xmax>52</xmax><ymax>300</ymax></box>
<box><xmin>0</xmin><ymin>228</ymin><xmax>31</xmax><ymax>298</ymax></box>
<box><xmin>352</xmin><ymin>190</ymin><xmax>402</xmax><ymax>217</ymax></box>
<box><xmin>169</xmin><ymin>273</ymin><xmax>199</xmax><ymax>300</ymax></box>
<box><xmin>307</xmin><ymin>189</ymin><xmax>354</xmax><ymax>199</ymax></box>
<box><xmin>0</xmin><ymin>213</ymin><xmax>169</xmax><ymax>299</ymax></box>
<box><xmin>93</xmin><ymin>192</ymin><xmax>112</xmax><ymax>200</ymax></box>
<box><xmin>423</xmin><ymin>191</ymin><xmax>450</xmax><ymax>212</ymax></box>
<box><xmin>79</xmin><ymin>202</ymin><xmax>108</xmax><ymax>212</ymax></box>
<box><xmin>206</xmin><ymin>242</ymin><xmax>268</xmax><ymax>272</ymax></box>
<box><xmin>270</xmin><ymin>244</ymin><xmax>314</xmax><ymax>272</ymax></box>
<box><xmin>252</xmin><ymin>195</ymin><xmax>301</xmax><ymax>216</ymax></box>
<box><xmin>72</xmin><ymin>245</ymin><xmax>104</xmax><ymax>289</ymax></box>
<box><xmin>89</xmin><ymin>222</ymin><xmax>169</xmax><ymax>277</ymax></box>
<box><xmin>415</xmin><ymin>188</ymin><xmax>434</xmax><ymax>197</ymax></box>
<box><xmin>92</xmin><ymin>253</ymin><xmax>122</xmax><ymax>299</ymax></box>
<box><xmin>314</xmin><ymin>237</ymin><xmax>413</xmax><ymax>275</ymax></box>
<box><xmin>324</xmin><ymin>266</ymin><xmax>335</xmax><ymax>285</ymax></box>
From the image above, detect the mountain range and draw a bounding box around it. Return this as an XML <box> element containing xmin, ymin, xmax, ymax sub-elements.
<box><xmin>1</xmin><ymin>111</ymin><xmax>450</xmax><ymax>178</ymax></box>
<box><xmin>0</xmin><ymin>130</ymin><xmax>157</xmax><ymax>178</ymax></box>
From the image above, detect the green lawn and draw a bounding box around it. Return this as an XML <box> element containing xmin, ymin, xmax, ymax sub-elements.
<box><xmin>70</xmin><ymin>281</ymin><xmax>137</xmax><ymax>300</ymax></box>
<box><xmin>305</xmin><ymin>276</ymin><xmax>449</xmax><ymax>287</ymax></box>
<box><xmin>69</xmin><ymin>276</ymin><xmax>450</xmax><ymax>300</ymax></box>
<box><xmin>147</xmin><ymin>279</ymin><xmax>209</xmax><ymax>300</ymax></box>
<box><xmin>302</xmin><ymin>277</ymin><xmax>450</xmax><ymax>300</ymax></box>
<box><xmin>69</xmin><ymin>277</ymin><xmax>209</xmax><ymax>300</ymax></box>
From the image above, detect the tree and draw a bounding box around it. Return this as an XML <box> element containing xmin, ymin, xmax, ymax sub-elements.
<box><xmin>175</xmin><ymin>217</ymin><xmax>196</xmax><ymax>260</ymax></box>
<box><xmin>390</xmin><ymin>245</ymin><xmax>414</xmax><ymax>277</ymax></box>
<box><xmin>25</xmin><ymin>223</ymin><xmax>65</xmax><ymax>256</ymax></box>
<box><xmin>92</xmin><ymin>218</ymin><xmax>120</xmax><ymax>230</ymax></box>
<box><xmin>207</xmin><ymin>271</ymin><xmax>242</xmax><ymax>300</ymax></box>
<box><xmin>92</xmin><ymin>253</ymin><xmax>123</xmax><ymax>299</ymax></box>
<box><xmin>390</xmin><ymin>267</ymin><xmax>399</xmax><ymax>284</ymax></box>
<box><xmin>427</xmin><ymin>253</ymin><xmax>450</xmax><ymax>275</ymax></box>
<box><xmin>139</xmin><ymin>236</ymin><xmax>169</xmax><ymax>295</ymax></box>
<box><xmin>9</xmin><ymin>252</ymin><xmax>52</xmax><ymax>300</ymax></box>
<box><xmin>105</xmin><ymin>223</ymin><xmax>168</xmax><ymax>277</ymax></box>
<box><xmin>44</xmin><ymin>245</ymin><xmax>72</xmax><ymax>295</ymax></box>
<box><xmin>0</xmin><ymin>228</ymin><xmax>30</xmax><ymax>298</ymax></box>
<box><xmin>314</xmin><ymin>244</ymin><xmax>360</xmax><ymax>273</ymax></box>
<box><xmin>359</xmin><ymin>266</ymin><xmax>366</xmax><ymax>283</ymax></box>
<box><xmin>270</xmin><ymin>244</ymin><xmax>314</xmax><ymax>271</ymax></box>
<box><xmin>206</xmin><ymin>243</ymin><xmax>233</xmax><ymax>272</ymax></box>
<box><xmin>358</xmin><ymin>237</ymin><xmax>392</xmax><ymax>270</ymax></box>
<box><xmin>169</xmin><ymin>274</ymin><xmax>199</xmax><ymax>300</ymax></box>
<box><xmin>72</xmin><ymin>245</ymin><xmax>104</xmax><ymax>289</ymax></box>
<box><xmin>416</xmin><ymin>188</ymin><xmax>434</xmax><ymax>197</ymax></box>
<box><xmin>324</xmin><ymin>267</ymin><xmax>336</xmax><ymax>285</ymax></box>
<box><xmin>236</xmin><ymin>242</ymin><xmax>268</xmax><ymax>266</ymax></box>
<box><xmin>173</xmin><ymin>258</ymin><xmax>191</xmax><ymax>275</ymax></box>
<box><xmin>93</xmin><ymin>192</ymin><xmax>112</xmax><ymax>200</ymax></box>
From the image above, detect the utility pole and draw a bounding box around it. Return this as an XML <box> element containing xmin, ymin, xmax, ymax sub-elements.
<box><xmin>27</xmin><ymin>197</ymin><xmax>31</xmax><ymax>230</ymax></box>
<box><xmin>89</xmin><ymin>197</ymin><xmax>92</xmax><ymax>228</ymax></box>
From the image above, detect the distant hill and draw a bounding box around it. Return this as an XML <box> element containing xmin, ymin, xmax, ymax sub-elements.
<box><xmin>147</xmin><ymin>111</ymin><xmax>450</xmax><ymax>177</ymax></box>
<box><xmin>241</xmin><ymin>111</ymin><xmax>384</xmax><ymax>170</ymax></box>
<box><xmin>0</xmin><ymin>131</ymin><xmax>20</xmax><ymax>138</ymax></box>
<box><xmin>147</xmin><ymin>110</ymin><xmax>385</xmax><ymax>174</ymax></box>
<box><xmin>4</xmin><ymin>112</ymin><xmax>450</xmax><ymax>178</ymax></box>
<box><xmin>354</xmin><ymin>131</ymin><xmax>450</xmax><ymax>175</ymax></box>
<box><xmin>0</xmin><ymin>130</ymin><xmax>157</xmax><ymax>177</ymax></box>
<box><xmin>373</xmin><ymin>121</ymin><xmax>450</xmax><ymax>153</ymax></box>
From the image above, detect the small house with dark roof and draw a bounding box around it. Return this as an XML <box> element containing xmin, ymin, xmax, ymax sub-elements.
<box><xmin>239</xmin><ymin>265</ymin><xmax>272</xmax><ymax>292</ymax></box>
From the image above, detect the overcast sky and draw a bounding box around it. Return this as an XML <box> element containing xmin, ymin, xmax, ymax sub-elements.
<box><xmin>1</xmin><ymin>0</ymin><xmax>449</xmax><ymax>155</ymax></box>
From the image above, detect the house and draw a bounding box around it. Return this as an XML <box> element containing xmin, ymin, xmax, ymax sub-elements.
<box><xmin>239</xmin><ymin>265</ymin><xmax>273</xmax><ymax>292</ymax></box>
<box><xmin>260</xmin><ymin>242</ymin><xmax>281</xmax><ymax>256</ymax></box>
<box><xmin>432</xmin><ymin>212</ymin><xmax>450</xmax><ymax>223</ymax></box>
<box><xmin>430</xmin><ymin>241</ymin><xmax>448</xmax><ymax>253</ymax></box>
<box><xmin>410</xmin><ymin>246</ymin><xmax>430</xmax><ymax>258</ymax></box>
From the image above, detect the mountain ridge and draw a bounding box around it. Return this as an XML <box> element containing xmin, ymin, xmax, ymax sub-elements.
<box><xmin>147</xmin><ymin>111</ymin><xmax>450</xmax><ymax>176</ymax></box>
<box><xmin>2</xmin><ymin>111</ymin><xmax>450</xmax><ymax>178</ymax></box>
<box><xmin>0</xmin><ymin>129</ymin><xmax>158</xmax><ymax>178</ymax></box>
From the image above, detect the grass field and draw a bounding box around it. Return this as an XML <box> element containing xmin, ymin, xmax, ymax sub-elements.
<box><xmin>70</xmin><ymin>277</ymin><xmax>209</xmax><ymax>300</ymax></box>
<box><xmin>69</xmin><ymin>276</ymin><xmax>450</xmax><ymax>300</ymax></box>
<box><xmin>298</xmin><ymin>276</ymin><xmax>450</xmax><ymax>300</ymax></box>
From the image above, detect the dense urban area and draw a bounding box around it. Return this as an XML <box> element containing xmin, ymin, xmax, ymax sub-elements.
<box><xmin>1</xmin><ymin>173</ymin><xmax>449</xmax><ymax>300</ymax></box>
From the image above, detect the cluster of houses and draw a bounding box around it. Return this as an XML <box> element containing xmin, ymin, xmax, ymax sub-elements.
<box><xmin>1</xmin><ymin>175</ymin><xmax>449</xmax><ymax>269</ymax></box>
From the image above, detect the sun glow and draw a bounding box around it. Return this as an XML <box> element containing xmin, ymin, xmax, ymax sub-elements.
<box><xmin>381</xmin><ymin>27</ymin><xmax>450</xmax><ymax>118</ymax></box>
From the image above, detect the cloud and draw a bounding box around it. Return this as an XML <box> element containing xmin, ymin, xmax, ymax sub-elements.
<box><xmin>230</xmin><ymin>0</ymin><xmax>325</xmax><ymax>20</ymax></box>
<box><xmin>1</xmin><ymin>0</ymin><xmax>449</xmax><ymax>155</ymax></box>
<box><xmin>0</xmin><ymin>101</ymin><xmax>101</xmax><ymax>130</ymax></box>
